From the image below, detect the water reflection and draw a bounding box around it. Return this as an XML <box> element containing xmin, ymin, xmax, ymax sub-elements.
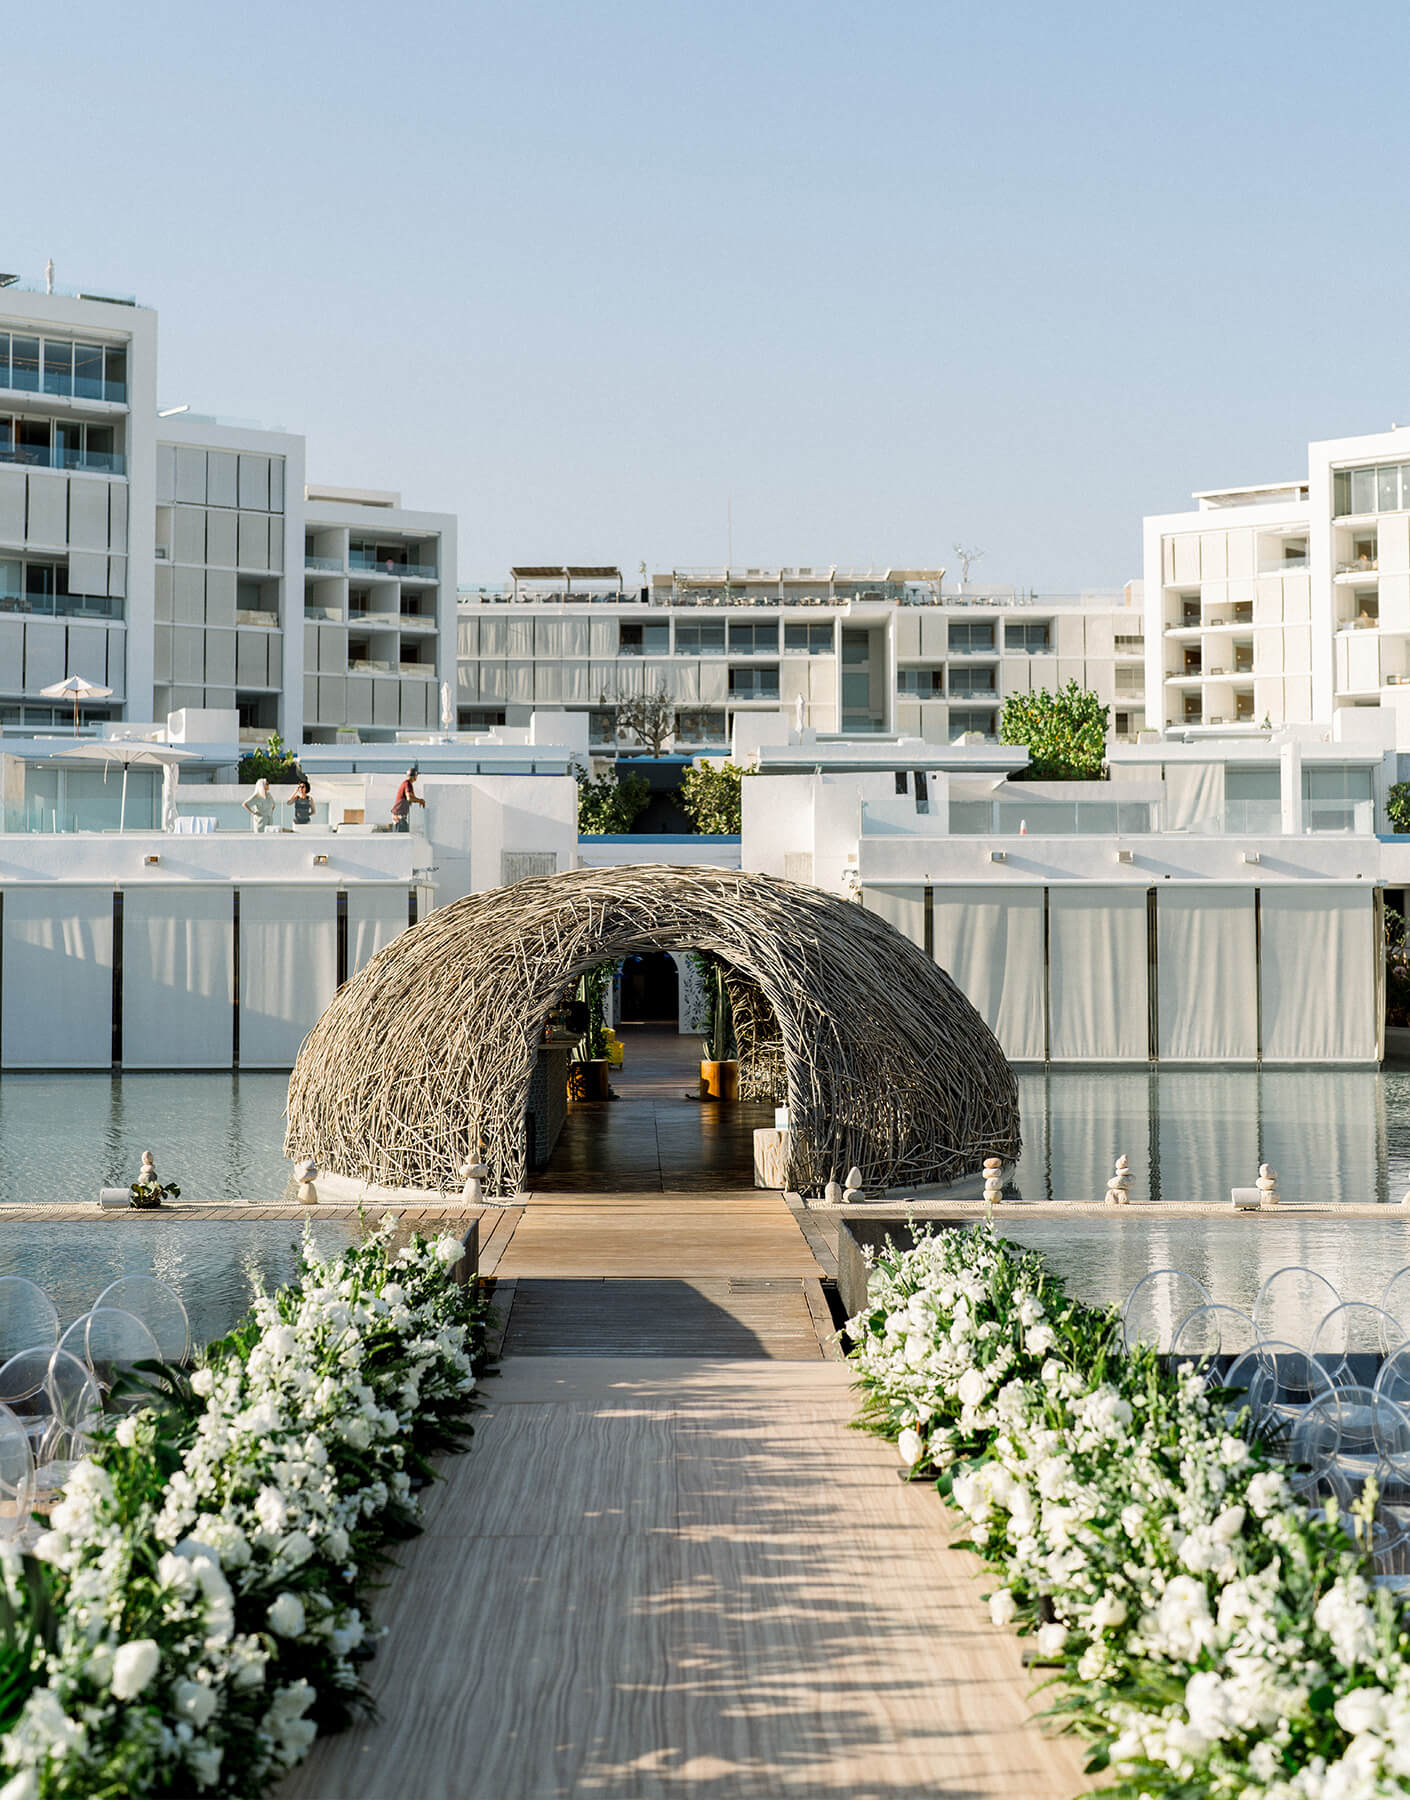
<box><xmin>1014</xmin><ymin>1068</ymin><xmax>1402</xmax><ymax>1208</ymax></box>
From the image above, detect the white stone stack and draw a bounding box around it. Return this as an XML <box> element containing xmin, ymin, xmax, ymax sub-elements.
<box><xmin>982</xmin><ymin>1157</ymin><xmax>1004</xmax><ymax>1207</ymax></box>
<box><xmin>824</xmin><ymin>1178</ymin><xmax>845</xmax><ymax>1205</ymax></box>
<box><xmin>459</xmin><ymin>1161</ymin><xmax>488</xmax><ymax>1205</ymax></box>
<box><xmin>844</xmin><ymin>1165</ymin><xmax>866</xmax><ymax>1203</ymax></box>
<box><xmin>1257</xmin><ymin>1164</ymin><xmax>1280</xmax><ymax>1209</ymax></box>
<box><xmin>1104</xmin><ymin>1154</ymin><xmax>1132</xmax><ymax>1207</ymax></box>
<box><xmin>296</xmin><ymin>1159</ymin><xmax>319</xmax><ymax>1206</ymax></box>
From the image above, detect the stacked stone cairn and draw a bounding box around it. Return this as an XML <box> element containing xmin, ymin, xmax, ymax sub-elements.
<box><xmin>843</xmin><ymin>1165</ymin><xmax>866</xmax><ymax>1203</ymax></box>
<box><xmin>982</xmin><ymin>1157</ymin><xmax>1004</xmax><ymax>1207</ymax></box>
<box><xmin>1104</xmin><ymin>1154</ymin><xmax>1133</xmax><ymax>1207</ymax></box>
<box><xmin>1257</xmin><ymin>1163</ymin><xmax>1280</xmax><ymax>1209</ymax></box>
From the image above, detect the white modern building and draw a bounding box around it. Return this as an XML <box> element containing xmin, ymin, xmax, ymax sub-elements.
<box><xmin>458</xmin><ymin>566</ymin><xmax>1148</xmax><ymax>751</ymax></box>
<box><xmin>1143</xmin><ymin>424</ymin><xmax>1410</xmax><ymax>746</ymax></box>
<box><xmin>0</xmin><ymin>275</ymin><xmax>456</xmax><ymax>747</ymax></box>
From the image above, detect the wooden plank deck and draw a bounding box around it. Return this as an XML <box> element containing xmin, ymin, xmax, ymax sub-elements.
<box><xmin>277</xmin><ymin>1356</ymin><xmax>1091</xmax><ymax>1800</ymax></box>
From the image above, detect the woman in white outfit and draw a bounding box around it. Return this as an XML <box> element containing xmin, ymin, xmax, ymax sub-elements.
<box><xmin>243</xmin><ymin>777</ymin><xmax>275</xmax><ymax>832</ymax></box>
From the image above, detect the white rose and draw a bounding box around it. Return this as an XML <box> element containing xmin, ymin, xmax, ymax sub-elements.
<box><xmin>989</xmin><ymin>1589</ymin><xmax>1017</xmax><ymax>1627</ymax></box>
<box><xmin>279</xmin><ymin>1530</ymin><xmax>315</xmax><ymax>1567</ymax></box>
<box><xmin>433</xmin><ymin>1236</ymin><xmax>463</xmax><ymax>1267</ymax></box>
<box><xmin>956</xmin><ymin>1367</ymin><xmax>989</xmax><ymax>1409</ymax></box>
<box><xmin>1090</xmin><ymin>1594</ymin><xmax>1128</xmax><ymax>1631</ymax></box>
<box><xmin>112</xmin><ymin>1638</ymin><xmax>162</xmax><ymax>1699</ymax></box>
<box><xmin>1218</xmin><ymin>1435</ymin><xmax>1249</xmax><ymax>1467</ymax></box>
<box><xmin>897</xmin><ymin>1428</ymin><xmax>924</xmax><ymax>1468</ymax></box>
<box><xmin>0</xmin><ymin>1771</ymin><xmax>39</xmax><ymax>1800</ymax></box>
<box><xmin>1245</xmin><ymin>1470</ymin><xmax>1287</xmax><ymax>1518</ymax></box>
<box><xmin>255</xmin><ymin>1487</ymin><xmax>288</xmax><ymax>1535</ymax></box>
<box><xmin>1334</xmin><ymin>1687</ymin><xmax>1389</xmax><ymax>1737</ymax></box>
<box><xmin>1211</xmin><ymin>1504</ymin><xmax>1246</xmax><ymax>1543</ymax></box>
<box><xmin>173</xmin><ymin>1679</ymin><xmax>218</xmax><ymax>1727</ymax></box>
<box><xmin>1035</xmin><ymin>1622</ymin><xmax>1068</xmax><ymax>1659</ymax></box>
<box><xmin>268</xmin><ymin>1592</ymin><xmax>306</xmax><ymax>1637</ymax></box>
<box><xmin>190</xmin><ymin>1367</ymin><xmax>215</xmax><ymax>1396</ymax></box>
<box><xmin>187</xmin><ymin>1744</ymin><xmax>222</xmax><ymax>1788</ymax></box>
<box><xmin>29</xmin><ymin>1531</ymin><xmax>68</xmax><ymax>1565</ymax></box>
<box><xmin>115</xmin><ymin>1417</ymin><xmax>139</xmax><ymax>1447</ymax></box>
<box><xmin>1025</xmin><ymin>1324</ymin><xmax>1056</xmax><ymax>1356</ymax></box>
<box><xmin>1184</xmin><ymin>1670</ymin><xmax>1234</xmax><ymax>1743</ymax></box>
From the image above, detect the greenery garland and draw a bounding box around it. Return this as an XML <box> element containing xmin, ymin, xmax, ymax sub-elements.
<box><xmin>0</xmin><ymin>1218</ymin><xmax>492</xmax><ymax>1799</ymax></box>
<box><xmin>848</xmin><ymin>1224</ymin><xmax>1410</xmax><ymax>1798</ymax></box>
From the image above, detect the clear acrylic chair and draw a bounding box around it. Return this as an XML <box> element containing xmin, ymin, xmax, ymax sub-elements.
<box><xmin>1311</xmin><ymin>1302</ymin><xmax>1407</xmax><ymax>1388</ymax></box>
<box><xmin>1169</xmin><ymin>1304</ymin><xmax>1260</xmax><ymax>1368</ymax></box>
<box><xmin>1221</xmin><ymin>1339</ymin><xmax>1335</xmax><ymax>1449</ymax></box>
<box><xmin>0</xmin><ymin>1278</ymin><xmax>59</xmax><ymax>1365</ymax></box>
<box><xmin>1381</xmin><ymin>1266</ymin><xmax>1410</xmax><ymax>1348</ymax></box>
<box><xmin>1121</xmin><ymin>1268</ymin><xmax>1214</xmax><ymax>1354</ymax></box>
<box><xmin>57</xmin><ymin>1309</ymin><xmax>161</xmax><ymax>1398</ymax></box>
<box><xmin>0</xmin><ymin>1403</ymin><xmax>34</xmax><ymax>1540</ymax></box>
<box><xmin>1251</xmin><ymin>1266</ymin><xmax>1342</xmax><ymax>1352</ymax></box>
<box><xmin>94</xmin><ymin>1277</ymin><xmax>190</xmax><ymax>1365</ymax></box>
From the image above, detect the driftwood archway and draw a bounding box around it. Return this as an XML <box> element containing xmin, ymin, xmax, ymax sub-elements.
<box><xmin>285</xmin><ymin>864</ymin><xmax>1018</xmax><ymax>1198</ymax></box>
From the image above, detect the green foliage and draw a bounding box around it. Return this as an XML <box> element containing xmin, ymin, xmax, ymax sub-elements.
<box><xmin>576</xmin><ymin>766</ymin><xmax>650</xmax><ymax>835</ymax></box>
<box><xmin>577</xmin><ymin>963</ymin><xmax>614</xmax><ymax>1059</ymax></box>
<box><xmin>999</xmin><ymin>680</ymin><xmax>1109</xmax><ymax>781</ymax></box>
<box><xmin>678</xmin><ymin>761</ymin><xmax>750</xmax><ymax>835</ymax></box>
<box><xmin>690</xmin><ymin>952</ymin><xmax>736</xmax><ymax>1060</ymax></box>
<box><xmin>1388</xmin><ymin>780</ymin><xmax>1410</xmax><ymax>834</ymax></box>
<box><xmin>128</xmin><ymin>1179</ymin><xmax>180</xmax><ymax>1210</ymax></box>
<box><xmin>237</xmin><ymin>731</ymin><xmax>300</xmax><ymax>783</ymax></box>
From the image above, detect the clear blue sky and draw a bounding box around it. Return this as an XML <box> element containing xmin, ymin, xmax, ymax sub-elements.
<box><xmin>9</xmin><ymin>2</ymin><xmax>1405</xmax><ymax>587</ymax></box>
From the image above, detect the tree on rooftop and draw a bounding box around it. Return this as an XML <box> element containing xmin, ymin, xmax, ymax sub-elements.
<box><xmin>678</xmin><ymin>761</ymin><xmax>750</xmax><ymax>835</ymax></box>
<box><xmin>575</xmin><ymin>764</ymin><xmax>651</xmax><ymax>835</ymax></box>
<box><xmin>1000</xmin><ymin>681</ymin><xmax>1109</xmax><ymax>782</ymax></box>
<box><xmin>605</xmin><ymin>686</ymin><xmax>675</xmax><ymax>754</ymax></box>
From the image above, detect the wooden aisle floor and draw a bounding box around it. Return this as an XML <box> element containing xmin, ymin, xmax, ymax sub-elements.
<box><xmin>276</xmin><ymin>1356</ymin><xmax>1092</xmax><ymax>1800</ymax></box>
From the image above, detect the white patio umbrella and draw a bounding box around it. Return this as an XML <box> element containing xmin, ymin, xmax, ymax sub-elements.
<box><xmin>161</xmin><ymin>760</ymin><xmax>181</xmax><ymax>832</ymax></box>
<box><xmin>39</xmin><ymin>674</ymin><xmax>113</xmax><ymax>734</ymax></box>
<box><xmin>440</xmin><ymin>680</ymin><xmax>456</xmax><ymax>743</ymax></box>
<box><xmin>54</xmin><ymin>742</ymin><xmax>200</xmax><ymax>832</ymax></box>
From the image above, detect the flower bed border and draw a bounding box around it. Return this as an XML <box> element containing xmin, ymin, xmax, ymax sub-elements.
<box><xmin>847</xmin><ymin>1222</ymin><xmax>1410</xmax><ymax>1798</ymax></box>
<box><xmin>0</xmin><ymin>1214</ymin><xmax>494</xmax><ymax>1800</ymax></box>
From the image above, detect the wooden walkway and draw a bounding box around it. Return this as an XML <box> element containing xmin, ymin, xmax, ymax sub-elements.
<box><xmin>278</xmin><ymin>1357</ymin><xmax>1090</xmax><ymax>1800</ymax></box>
<box><xmin>278</xmin><ymin>1029</ymin><xmax>1090</xmax><ymax>1799</ymax></box>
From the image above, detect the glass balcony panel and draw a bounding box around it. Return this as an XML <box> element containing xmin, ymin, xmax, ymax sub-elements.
<box><xmin>9</xmin><ymin>338</ymin><xmax>39</xmax><ymax>392</ymax></box>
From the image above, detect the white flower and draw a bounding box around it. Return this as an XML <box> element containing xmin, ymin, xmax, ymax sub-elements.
<box><xmin>956</xmin><ymin>1367</ymin><xmax>989</xmax><ymax>1409</ymax></box>
<box><xmin>268</xmin><ymin>1592</ymin><xmax>306</xmax><ymax>1637</ymax></box>
<box><xmin>29</xmin><ymin>1531</ymin><xmax>67</xmax><ymax>1565</ymax></box>
<box><xmin>187</xmin><ymin>1743</ymin><xmax>222</xmax><ymax>1788</ymax></box>
<box><xmin>173</xmin><ymin>1679</ymin><xmax>218</xmax><ymax>1727</ymax></box>
<box><xmin>1184</xmin><ymin>1671</ymin><xmax>1234</xmax><ymax>1743</ymax></box>
<box><xmin>1024</xmin><ymin>1324</ymin><xmax>1056</xmax><ymax>1356</ymax></box>
<box><xmin>1218</xmin><ymin>1435</ymin><xmax>1248</xmax><ymax>1467</ymax></box>
<box><xmin>432</xmin><ymin>1235</ymin><xmax>463</xmax><ymax>1267</ymax></box>
<box><xmin>255</xmin><ymin>1487</ymin><xmax>289</xmax><ymax>1535</ymax></box>
<box><xmin>111</xmin><ymin>1638</ymin><xmax>162</xmax><ymax>1699</ymax></box>
<box><xmin>897</xmin><ymin>1428</ymin><xmax>924</xmax><ymax>1468</ymax></box>
<box><xmin>1090</xmin><ymin>1594</ymin><xmax>1127</xmax><ymax>1631</ymax></box>
<box><xmin>1315</xmin><ymin>1578</ymin><xmax>1377</xmax><ymax>1666</ymax></box>
<box><xmin>989</xmin><ymin>1588</ymin><xmax>1017</xmax><ymax>1626</ymax></box>
<box><xmin>190</xmin><ymin>1366</ymin><xmax>215</xmax><ymax>1396</ymax></box>
<box><xmin>1246</xmin><ymin>1469</ymin><xmax>1288</xmax><ymax>1518</ymax></box>
<box><xmin>1150</xmin><ymin>1576</ymin><xmax>1215</xmax><ymax>1660</ymax></box>
<box><xmin>115</xmin><ymin>1417</ymin><xmax>139</xmax><ymax>1447</ymax></box>
<box><xmin>1334</xmin><ymin>1687</ymin><xmax>1389</xmax><ymax>1736</ymax></box>
<box><xmin>1211</xmin><ymin>1504</ymin><xmax>1246</xmax><ymax>1543</ymax></box>
<box><xmin>0</xmin><ymin>1771</ymin><xmax>39</xmax><ymax>1800</ymax></box>
<box><xmin>1035</xmin><ymin>1622</ymin><xmax>1067</xmax><ymax>1659</ymax></box>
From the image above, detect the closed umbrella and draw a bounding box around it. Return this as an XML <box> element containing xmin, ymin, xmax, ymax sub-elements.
<box><xmin>54</xmin><ymin>742</ymin><xmax>200</xmax><ymax>832</ymax></box>
<box><xmin>440</xmin><ymin>680</ymin><xmax>456</xmax><ymax>742</ymax></box>
<box><xmin>39</xmin><ymin>674</ymin><xmax>113</xmax><ymax>735</ymax></box>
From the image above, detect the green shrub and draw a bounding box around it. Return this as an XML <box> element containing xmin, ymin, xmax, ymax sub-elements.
<box><xmin>999</xmin><ymin>681</ymin><xmax>1109</xmax><ymax>781</ymax></box>
<box><xmin>678</xmin><ymin>761</ymin><xmax>750</xmax><ymax>834</ymax></box>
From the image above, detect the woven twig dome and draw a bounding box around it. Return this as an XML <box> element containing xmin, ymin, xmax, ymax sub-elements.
<box><xmin>285</xmin><ymin>864</ymin><xmax>1018</xmax><ymax>1198</ymax></box>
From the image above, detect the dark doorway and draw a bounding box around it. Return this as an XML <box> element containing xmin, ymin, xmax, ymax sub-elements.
<box><xmin>620</xmin><ymin>952</ymin><xmax>679</xmax><ymax>1024</ymax></box>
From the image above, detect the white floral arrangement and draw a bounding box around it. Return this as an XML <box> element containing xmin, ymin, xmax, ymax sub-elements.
<box><xmin>0</xmin><ymin>1216</ymin><xmax>490</xmax><ymax>1800</ymax></box>
<box><xmin>848</xmin><ymin>1222</ymin><xmax>1410</xmax><ymax>1799</ymax></box>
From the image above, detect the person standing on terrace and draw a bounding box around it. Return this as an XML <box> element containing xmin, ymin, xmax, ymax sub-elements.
<box><xmin>391</xmin><ymin>765</ymin><xmax>424</xmax><ymax>833</ymax></box>
<box><xmin>242</xmin><ymin>777</ymin><xmax>275</xmax><ymax>833</ymax></box>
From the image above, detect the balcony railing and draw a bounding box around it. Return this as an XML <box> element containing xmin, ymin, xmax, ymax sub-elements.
<box><xmin>0</xmin><ymin>590</ymin><xmax>123</xmax><ymax>621</ymax></box>
<box><xmin>0</xmin><ymin>442</ymin><xmax>125</xmax><ymax>476</ymax></box>
<box><xmin>1</xmin><ymin>374</ymin><xmax>128</xmax><ymax>405</ymax></box>
<box><xmin>305</xmin><ymin>555</ymin><xmax>343</xmax><ymax>573</ymax></box>
<box><xmin>349</xmin><ymin>555</ymin><xmax>438</xmax><ymax>580</ymax></box>
<box><xmin>1337</xmin><ymin>559</ymin><xmax>1378</xmax><ymax>575</ymax></box>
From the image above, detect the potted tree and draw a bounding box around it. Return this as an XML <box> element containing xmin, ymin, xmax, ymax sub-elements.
<box><xmin>568</xmin><ymin>965</ymin><xmax>613</xmax><ymax>1102</ymax></box>
<box><xmin>697</xmin><ymin>958</ymin><xmax>739</xmax><ymax>1101</ymax></box>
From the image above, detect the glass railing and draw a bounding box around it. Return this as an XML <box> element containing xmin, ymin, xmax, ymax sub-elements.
<box><xmin>305</xmin><ymin>554</ymin><xmax>343</xmax><ymax>573</ymax></box>
<box><xmin>1337</xmin><ymin>560</ymin><xmax>1378</xmax><ymax>575</ymax></box>
<box><xmin>0</xmin><ymin>590</ymin><xmax>123</xmax><ymax>620</ymax></box>
<box><xmin>1305</xmin><ymin>799</ymin><xmax>1376</xmax><ymax>834</ymax></box>
<box><xmin>1222</xmin><ymin>800</ymin><xmax>1282</xmax><ymax>835</ymax></box>
<box><xmin>0</xmin><ymin>442</ymin><xmax>125</xmax><ymax>475</ymax></box>
<box><xmin>348</xmin><ymin>555</ymin><xmax>438</xmax><ymax>580</ymax></box>
<box><xmin>2</xmin><ymin>374</ymin><xmax>128</xmax><ymax>405</ymax></box>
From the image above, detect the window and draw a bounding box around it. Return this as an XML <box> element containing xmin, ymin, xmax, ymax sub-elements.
<box><xmin>1115</xmin><ymin>634</ymin><xmax>1144</xmax><ymax>654</ymax></box>
<box><xmin>783</xmin><ymin>623</ymin><xmax>832</xmax><ymax>653</ymax></box>
<box><xmin>949</xmin><ymin>708</ymin><xmax>996</xmax><ymax>739</ymax></box>
<box><xmin>1183</xmin><ymin>648</ymin><xmax>1202</xmax><ymax>673</ymax></box>
<box><xmin>841</xmin><ymin>627</ymin><xmax>871</xmax><ymax>667</ymax></box>
<box><xmin>728</xmin><ymin>621</ymin><xmax>778</xmax><ymax>654</ymax></box>
<box><xmin>1115</xmin><ymin>666</ymin><xmax>1145</xmax><ymax>695</ymax></box>
<box><xmin>949</xmin><ymin>621</ymin><xmax>995</xmax><ymax>653</ymax></box>
<box><xmin>676</xmin><ymin>621</ymin><xmax>725</xmax><ymax>655</ymax></box>
<box><xmin>728</xmin><ymin>664</ymin><xmax>780</xmax><ymax>699</ymax></box>
<box><xmin>0</xmin><ymin>333</ymin><xmax>125</xmax><ymax>402</ymax></box>
<box><xmin>948</xmin><ymin>665</ymin><xmax>996</xmax><ymax>696</ymax></box>
<box><xmin>1234</xmin><ymin>693</ymin><xmax>1255</xmax><ymax>720</ymax></box>
<box><xmin>0</xmin><ymin>413</ymin><xmax>124</xmax><ymax>474</ymax></box>
<box><xmin>1303</xmin><ymin>765</ymin><xmax>1375</xmax><ymax>833</ymax></box>
<box><xmin>618</xmin><ymin>621</ymin><xmax>668</xmax><ymax>655</ymax></box>
<box><xmin>897</xmin><ymin>667</ymin><xmax>944</xmax><ymax>696</ymax></box>
<box><xmin>0</xmin><ymin>556</ymin><xmax>119</xmax><ymax>620</ymax></box>
<box><xmin>1334</xmin><ymin>463</ymin><xmax>1410</xmax><ymax>516</ymax></box>
<box><xmin>41</xmin><ymin>339</ymin><xmax>73</xmax><ymax>398</ymax></box>
<box><xmin>9</xmin><ymin>338</ymin><xmax>39</xmax><ymax>392</ymax></box>
<box><xmin>458</xmin><ymin>708</ymin><xmax>506</xmax><ymax>731</ymax></box>
<box><xmin>676</xmin><ymin>707</ymin><xmax>726</xmax><ymax>741</ymax></box>
<box><xmin>1004</xmin><ymin>621</ymin><xmax>1050</xmax><ymax>653</ymax></box>
<box><xmin>1182</xmin><ymin>696</ymin><xmax>1203</xmax><ymax>722</ymax></box>
<box><xmin>1180</xmin><ymin>595</ymin><xmax>1200</xmax><ymax>625</ymax></box>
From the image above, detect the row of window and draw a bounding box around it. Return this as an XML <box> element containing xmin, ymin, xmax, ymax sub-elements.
<box><xmin>0</xmin><ymin>332</ymin><xmax>128</xmax><ymax>404</ymax></box>
<box><xmin>896</xmin><ymin>668</ymin><xmax>998</xmax><ymax>697</ymax></box>
<box><xmin>618</xmin><ymin>621</ymin><xmax>836</xmax><ymax>656</ymax></box>
<box><xmin>0</xmin><ymin>557</ymin><xmax>122</xmax><ymax>620</ymax></box>
<box><xmin>0</xmin><ymin>414</ymin><xmax>123</xmax><ymax>475</ymax></box>
<box><xmin>1333</xmin><ymin>464</ymin><xmax>1410</xmax><ymax>518</ymax></box>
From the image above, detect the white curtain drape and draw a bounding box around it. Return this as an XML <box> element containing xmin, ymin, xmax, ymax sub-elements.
<box><xmin>238</xmin><ymin>887</ymin><xmax>338</xmax><ymax>1069</ymax></box>
<box><xmin>1259</xmin><ymin>887</ymin><xmax>1377</xmax><ymax>1062</ymax></box>
<box><xmin>121</xmin><ymin>889</ymin><xmax>234</xmax><ymax>1069</ymax></box>
<box><xmin>1163</xmin><ymin>762</ymin><xmax>1224</xmax><ymax>833</ymax></box>
<box><xmin>930</xmin><ymin>886</ymin><xmax>1045</xmax><ymax>1060</ymax></box>
<box><xmin>862</xmin><ymin>885</ymin><xmax>925</xmax><ymax>949</ymax></box>
<box><xmin>1048</xmin><ymin>887</ymin><xmax>1148</xmax><ymax>1060</ymax></box>
<box><xmin>1156</xmin><ymin>889</ymin><xmax>1258</xmax><ymax>1060</ymax></box>
<box><xmin>1</xmin><ymin>887</ymin><xmax>112</xmax><ymax>1068</ymax></box>
<box><xmin>347</xmin><ymin>889</ymin><xmax>410</xmax><ymax>978</ymax></box>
